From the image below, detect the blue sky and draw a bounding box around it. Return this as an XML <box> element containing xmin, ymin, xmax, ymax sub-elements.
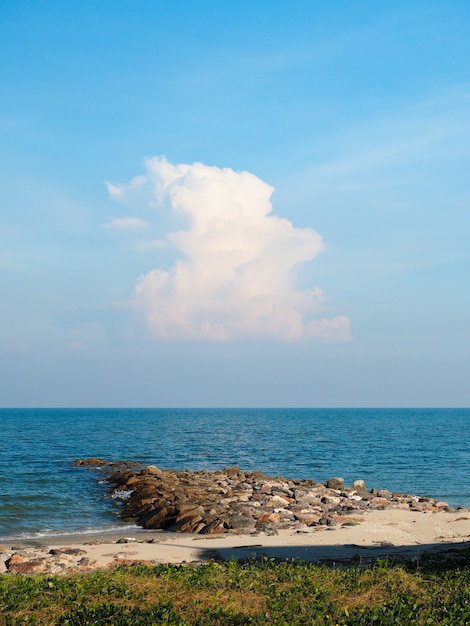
<box><xmin>1</xmin><ymin>1</ymin><xmax>469</xmax><ymax>407</ymax></box>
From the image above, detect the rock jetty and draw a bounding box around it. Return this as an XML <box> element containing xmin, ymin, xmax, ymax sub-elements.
<box><xmin>83</xmin><ymin>460</ymin><xmax>455</xmax><ymax>535</ymax></box>
<box><xmin>0</xmin><ymin>462</ymin><xmax>464</xmax><ymax>576</ymax></box>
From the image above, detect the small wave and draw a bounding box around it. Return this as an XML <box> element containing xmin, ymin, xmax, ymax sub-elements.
<box><xmin>111</xmin><ymin>489</ymin><xmax>134</xmax><ymax>501</ymax></box>
<box><xmin>0</xmin><ymin>523</ymin><xmax>142</xmax><ymax>542</ymax></box>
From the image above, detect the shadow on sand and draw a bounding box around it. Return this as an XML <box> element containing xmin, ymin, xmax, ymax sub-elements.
<box><xmin>185</xmin><ymin>537</ymin><xmax>470</xmax><ymax>570</ymax></box>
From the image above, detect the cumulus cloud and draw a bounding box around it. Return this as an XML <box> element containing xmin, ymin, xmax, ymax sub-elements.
<box><xmin>109</xmin><ymin>157</ymin><xmax>350</xmax><ymax>341</ymax></box>
<box><xmin>104</xmin><ymin>217</ymin><xmax>149</xmax><ymax>230</ymax></box>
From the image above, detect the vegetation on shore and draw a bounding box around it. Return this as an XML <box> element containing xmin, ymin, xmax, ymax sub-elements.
<box><xmin>1</xmin><ymin>551</ymin><xmax>470</xmax><ymax>625</ymax></box>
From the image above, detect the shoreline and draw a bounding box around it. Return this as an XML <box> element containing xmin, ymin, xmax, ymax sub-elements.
<box><xmin>3</xmin><ymin>461</ymin><xmax>470</xmax><ymax>575</ymax></box>
<box><xmin>2</xmin><ymin>508</ymin><xmax>470</xmax><ymax>574</ymax></box>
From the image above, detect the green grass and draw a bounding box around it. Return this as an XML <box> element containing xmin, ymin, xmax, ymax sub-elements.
<box><xmin>2</xmin><ymin>551</ymin><xmax>470</xmax><ymax>625</ymax></box>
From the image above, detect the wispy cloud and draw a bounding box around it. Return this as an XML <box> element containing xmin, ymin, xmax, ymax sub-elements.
<box><xmin>109</xmin><ymin>158</ymin><xmax>350</xmax><ymax>341</ymax></box>
<box><xmin>276</xmin><ymin>87</ymin><xmax>470</xmax><ymax>291</ymax></box>
<box><xmin>298</xmin><ymin>88</ymin><xmax>470</xmax><ymax>193</ymax></box>
<box><xmin>104</xmin><ymin>217</ymin><xmax>149</xmax><ymax>231</ymax></box>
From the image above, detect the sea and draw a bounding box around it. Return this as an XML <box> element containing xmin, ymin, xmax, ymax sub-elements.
<box><xmin>1</xmin><ymin>408</ymin><xmax>469</xmax><ymax>541</ymax></box>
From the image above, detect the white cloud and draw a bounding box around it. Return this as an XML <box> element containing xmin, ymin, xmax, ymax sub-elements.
<box><xmin>110</xmin><ymin>157</ymin><xmax>350</xmax><ymax>341</ymax></box>
<box><xmin>104</xmin><ymin>217</ymin><xmax>149</xmax><ymax>231</ymax></box>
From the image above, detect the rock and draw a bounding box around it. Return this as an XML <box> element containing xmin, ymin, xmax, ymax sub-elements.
<box><xmin>172</xmin><ymin>513</ymin><xmax>204</xmax><ymax>533</ymax></box>
<box><xmin>8</xmin><ymin>559</ymin><xmax>46</xmax><ymax>574</ymax></box>
<box><xmin>48</xmin><ymin>548</ymin><xmax>87</xmax><ymax>556</ymax></box>
<box><xmin>325</xmin><ymin>478</ymin><xmax>344</xmax><ymax>490</ymax></box>
<box><xmin>353</xmin><ymin>479</ymin><xmax>367</xmax><ymax>491</ymax></box>
<box><xmin>5</xmin><ymin>553</ymin><xmax>24</xmax><ymax>567</ymax></box>
<box><xmin>294</xmin><ymin>512</ymin><xmax>322</xmax><ymax>526</ymax></box>
<box><xmin>202</xmin><ymin>519</ymin><xmax>227</xmax><ymax>534</ymax></box>
<box><xmin>73</xmin><ymin>458</ymin><xmax>107</xmax><ymax>466</ymax></box>
<box><xmin>321</xmin><ymin>494</ymin><xmax>341</xmax><ymax>506</ymax></box>
<box><xmin>142</xmin><ymin>507</ymin><xmax>174</xmax><ymax>529</ymax></box>
<box><xmin>125</xmin><ymin>476</ymin><xmax>141</xmax><ymax>487</ymax></box>
<box><xmin>269</xmin><ymin>495</ymin><xmax>292</xmax><ymax>507</ymax></box>
<box><xmin>272</xmin><ymin>487</ymin><xmax>294</xmax><ymax>498</ymax></box>
<box><xmin>141</xmin><ymin>465</ymin><xmax>163</xmax><ymax>476</ymax></box>
<box><xmin>234</xmin><ymin>481</ymin><xmax>253</xmax><ymax>492</ymax></box>
<box><xmin>229</xmin><ymin>514</ymin><xmax>256</xmax><ymax>531</ymax></box>
<box><xmin>411</xmin><ymin>501</ymin><xmax>440</xmax><ymax>512</ymax></box>
<box><xmin>256</xmin><ymin>512</ymin><xmax>281</xmax><ymax>527</ymax></box>
<box><xmin>377</xmin><ymin>489</ymin><xmax>393</xmax><ymax>499</ymax></box>
<box><xmin>77</xmin><ymin>557</ymin><xmax>106</xmax><ymax>571</ymax></box>
<box><xmin>223</xmin><ymin>466</ymin><xmax>243</xmax><ymax>478</ymax></box>
<box><xmin>368</xmin><ymin>497</ymin><xmax>390</xmax><ymax>509</ymax></box>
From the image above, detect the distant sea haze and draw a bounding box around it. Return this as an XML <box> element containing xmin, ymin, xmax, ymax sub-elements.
<box><xmin>0</xmin><ymin>408</ymin><xmax>468</xmax><ymax>540</ymax></box>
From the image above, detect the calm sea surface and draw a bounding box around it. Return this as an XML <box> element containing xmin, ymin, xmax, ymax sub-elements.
<box><xmin>1</xmin><ymin>408</ymin><xmax>469</xmax><ymax>540</ymax></box>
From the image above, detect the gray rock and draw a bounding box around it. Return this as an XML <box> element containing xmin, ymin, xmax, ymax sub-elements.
<box><xmin>377</xmin><ymin>489</ymin><xmax>393</xmax><ymax>499</ymax></box>
<box><xmin>325</xmin><ymin>477</ymin><xmax>344</xmax><ymax>490</ymax></box>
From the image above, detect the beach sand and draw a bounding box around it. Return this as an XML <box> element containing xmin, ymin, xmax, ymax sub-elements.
<box><xmin>2</xmin><ymin>509</ymin><xmax>470</xmax><ymax>574</ymax></box>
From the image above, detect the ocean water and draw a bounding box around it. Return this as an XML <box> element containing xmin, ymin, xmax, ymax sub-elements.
<box><xmin>0</xmin><ymin>408</ymin><xmax>469</xmax><ymax>540</ymax></box>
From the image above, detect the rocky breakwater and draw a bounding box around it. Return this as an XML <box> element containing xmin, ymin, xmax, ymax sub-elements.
<box><xmin>96</xmin><ymin>462</ymin><xmax>456</xmax><ymax>535</ymax></box>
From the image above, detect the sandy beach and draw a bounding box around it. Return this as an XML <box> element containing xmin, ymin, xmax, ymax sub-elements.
<box><xmin>2</xmin><ymin>508</ymin><xmax>470</xmax><ymax>575</ymax></box>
